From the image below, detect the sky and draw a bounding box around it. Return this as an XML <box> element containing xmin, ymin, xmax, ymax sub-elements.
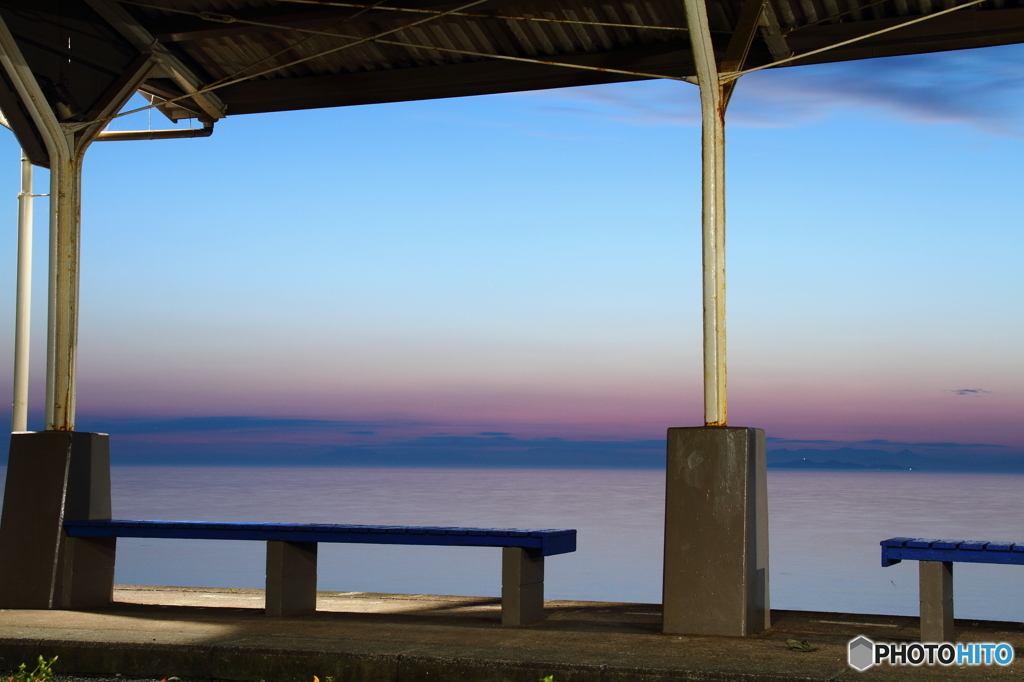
<box><xmin>0</xmin><ymin>43</ymin><xmax>1021</xmax><ymax>464</ymax></box>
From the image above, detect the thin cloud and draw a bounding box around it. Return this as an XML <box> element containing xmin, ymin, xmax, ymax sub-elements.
<box><xmin>74</xmin><ymin>415</ymin><xmax>425</xmax><ymax>434</ymax></box>
<box><xmin>730</xmin><ymin>45</ymin><xmax>1024</xmax><ymax>134</ymax></box>
<box><xmin>951</xmin><ymin>388</ymin><xmax>990</xmax><ymax>396</ymax></box>
<box><xmin>516</xmin><ymin>43</ymin><xmax>1024</xmax><ymax>135</ymax></box>
<box><xmin>768</xmin><ymin>437</ymin><xmax>1005</xmax><ymax>448</ymax></box>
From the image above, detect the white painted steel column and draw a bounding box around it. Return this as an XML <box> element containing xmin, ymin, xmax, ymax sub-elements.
<box><xmin>44</xmin><ymin>144</ymin><xmax>85</xmax><ymax>431</ymax></box>
<box><xmin>12</xmin><ymin>152</ymin><xmax>33</xmax><ymax>432</ymax></box>
<box><xmin>682</xmin><ymin>0</ymin><xmax>727</xmax><ymax>426</ymax></box>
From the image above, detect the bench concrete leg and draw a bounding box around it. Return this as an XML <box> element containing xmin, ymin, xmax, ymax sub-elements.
<box><xmin>920</xmin><ymin>560</ymin><xmax>953</xmax><ymax>642</ymax></box>
<box><xmin>502</xmin><ymin>547</ymin><xmax>544</xmax><ymax>626</ymax></box>
<box><xmin>59</xmin><ymin>536</ymin><xmax>117</xmax><ymax>608</ymax></box>
<box><xmin>266</xmin><ymin>540</ymin><xmax>317</xmax><ymax>616</ymax></box>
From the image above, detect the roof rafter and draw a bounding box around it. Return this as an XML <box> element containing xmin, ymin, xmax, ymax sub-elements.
<box><xmin>757</xmin><ymin>1</ymin><xmax>791</xmax><ymax>61</ymax></box>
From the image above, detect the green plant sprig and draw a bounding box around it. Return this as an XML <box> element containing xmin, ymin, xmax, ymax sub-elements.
<box><xmin>6</xmin><ymin>655</ymin><xmax>58</xmax><ymax>682</ymax></box>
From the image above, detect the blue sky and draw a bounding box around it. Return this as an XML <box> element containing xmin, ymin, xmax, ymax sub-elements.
<box><xmin>0</xmin><ymin>43</ymin><xmax>1021</xmax><ymax>460</ymax></box>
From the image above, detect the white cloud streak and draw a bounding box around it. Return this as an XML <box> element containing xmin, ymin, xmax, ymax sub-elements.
<box><xmin>515</xmin><ymin>43</ymin><xmax>1024</xmax><ymax>135</ymax></box>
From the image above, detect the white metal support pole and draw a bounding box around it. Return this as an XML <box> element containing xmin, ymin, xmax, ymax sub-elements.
<box><xmin>12</xmin><ymin>151</ymin><xmax>32</xmax><ymax>432</ymax></box>
<box><xmin>44</xmin><ymin>140</ymin><xmax>85</xmax><ymax>431</ymax></box>
<box><xmin>682</xmin><ymin>0</ymin><xmax>727</xmax><ymax>426</ymax></box>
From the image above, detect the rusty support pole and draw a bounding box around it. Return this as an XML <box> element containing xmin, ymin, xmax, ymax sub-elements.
<box><xmin>45</xmin><ymin>142</ymin><xmax>85</xmax><ymax>431</ymax></box>
<box><xmin>683</xmin><ymin>0</ymin><xmax>727</xmax><ymax>426</ymax></box>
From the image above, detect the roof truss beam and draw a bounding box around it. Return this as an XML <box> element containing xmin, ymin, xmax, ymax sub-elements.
<box><xmin>84</xmin><ymin>0</ymin><xmax>226</xmax><ymax>119</ymax></box>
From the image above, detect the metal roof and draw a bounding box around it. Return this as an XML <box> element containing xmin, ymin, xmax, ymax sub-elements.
<box><xmin>2</xmin><ymin>0</ymin><xmax>1024</xmax><ymax>166</ymax></box>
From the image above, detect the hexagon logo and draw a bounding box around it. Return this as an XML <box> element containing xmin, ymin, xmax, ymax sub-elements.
<box><xmin>848</xmin><ymin>636</ymin><xmax>875</xmax><ymax>671</ymax></box>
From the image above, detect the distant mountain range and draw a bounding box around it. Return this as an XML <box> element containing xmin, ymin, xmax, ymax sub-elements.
<box><xmin>109</xmin><ymin>434</ymin><xmax>669</xmax><ymax>469</ymax></box>
<box><xmin>767</xmin><ymin>447</ymin><xmax>1024</xmax><ymax>473</ymax></box>
<box><xmin>1</xmin><ymin>415</ymin><xmax>1021</xmax><ymax>472</ymax></box>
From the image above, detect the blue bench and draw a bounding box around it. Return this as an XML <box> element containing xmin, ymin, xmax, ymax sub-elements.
<box><xmin>64</xmin><ymin>520</ymin><xmax>576</xmax><ymax>625</ymax></box>
<box><xmin>881</xmin><ymin>537</ymin><xmax>1024</xmax><ymax>641</ymax></box>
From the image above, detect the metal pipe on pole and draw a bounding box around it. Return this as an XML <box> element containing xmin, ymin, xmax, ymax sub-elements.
<box><xmin>681</xmin><ymin>0</ymin><xmax>727</xmax><ymax>426</ymax></box>
<box><xmin>95</xmin><ymin>122</ymin><xmax>214</xmax><ymax>141</ymax></box>
<box><xmin>12</xmin><ymin>151</ymin><xmax>32</xmax><ymax>432</ymax></box>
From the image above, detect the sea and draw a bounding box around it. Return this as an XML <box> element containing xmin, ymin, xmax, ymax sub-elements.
<box><xmin>1</xmin><ymin>466</ymin><xmax>1022</xmax><ymax>622</ymax></box>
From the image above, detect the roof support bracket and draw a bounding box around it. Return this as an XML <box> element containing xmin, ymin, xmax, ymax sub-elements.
<box><xmin>75</xmin><ymin>52</ymin><xmax>161</xmax><ymax>143</ymax></box>
<box><xmin>84</xmin><ymin>0</ymin><xmax>227</xmax><ymax>120</ymax></box>
<box><xmin>720</xmin><ymin>0</ymin><xmax>770</xmax><ymax>107</ymax></box>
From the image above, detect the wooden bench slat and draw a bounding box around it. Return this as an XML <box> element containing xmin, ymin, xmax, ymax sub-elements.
<box><xmin>880</xmin><ymin>537</ymin><xmax>913</xmax><ymax>548</ymax></box>
<box><xmin>906</xmin><ymin>538</ymin><xmax>940</xmax><ymax>548</ymax></box>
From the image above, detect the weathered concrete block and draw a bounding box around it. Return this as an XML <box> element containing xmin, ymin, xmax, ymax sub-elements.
<box><xmin>662</xmin><ymin>426</ymin><xmax>769</xmax><ymax>636</ymax></box>
<box><xmin>0</xmin><ymin>431</ymin><xmax>112</xmax><ymax>609</ymax></box>
<box><xmin>501</xmin><ymin>546</ymin><xmax>545</xmax><ymax>626</ymax></box>
<box><xmin>266</xmin><ymin>540</ymin><xmax>318</xmax><ymax>616</ymax></box>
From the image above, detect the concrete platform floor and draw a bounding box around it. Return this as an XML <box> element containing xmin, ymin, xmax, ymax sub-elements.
<box><xmin>1</xmin><ymin>586</ymin><xmax>1022</xmax><ymax>682</ymax></box>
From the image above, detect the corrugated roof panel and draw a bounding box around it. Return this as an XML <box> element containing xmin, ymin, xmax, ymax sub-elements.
<box><xmin>68</xmin><ymin>0</ymin><xmax>1022</xmax><ymax>117</ymax></box>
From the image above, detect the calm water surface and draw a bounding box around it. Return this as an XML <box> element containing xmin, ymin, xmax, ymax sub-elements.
<box><xmin>1</xmin><ymin>467</ymin><xmax>1021</xmax><ymax>621</ymax></box>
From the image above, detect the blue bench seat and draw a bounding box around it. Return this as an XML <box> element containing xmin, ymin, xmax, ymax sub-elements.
<box><xmin>881</xmin><ymin>537</ymin><xmax>1024</xmax><ymax>641</ymax></box>
<box><xmin>63</xmin><ymin>519</ymin><xmax>576</xmax><ymax>625</ymax></box>
<box><xmin>881</xmin><ymin>538</ymin><xmax>1024</xmax><ymax>566</ymax></box>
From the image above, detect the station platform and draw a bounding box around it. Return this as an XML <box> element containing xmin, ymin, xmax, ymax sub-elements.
<box><xmin>1</xmin><ymin>586</ymin><xmax>1021</xmax><ymax>681</ymax></box>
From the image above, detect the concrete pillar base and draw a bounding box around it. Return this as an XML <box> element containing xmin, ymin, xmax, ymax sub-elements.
<box><xmin>502</xmin><ymin>547</ymin><xmax>545</xmax><ymax>626</ymax></box>
<box><xmin>920</xmin><ymin>560</ymin><xmax>953</xmax><ymax>642</ymax></box>
<box><xmin>663</xmin><ymin>426</ymin><xmax>769</xmax><ymax>636</ymax></box>
<box><xmin>266</xmin><ymin>540</ymin><xmax>318</xmax><ymax>616</ymax></box>
<box><xmin>0</xmin><ymin>431</ymin><xmax>113</xmax><ymax>609</ymax></box>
